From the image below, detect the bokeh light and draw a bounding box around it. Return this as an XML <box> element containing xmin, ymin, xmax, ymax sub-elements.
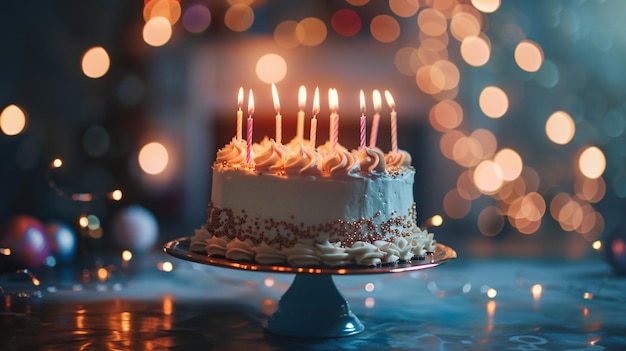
<box><xmin>450</xmin><ymin>9</ymin><xmax>483</xmax><ymax>41</ymax></box>
<box><xmin>81</xmin><ymin>47</ymin><xmax>110</xmax><ymax>79</ymax></box>
<box><xmin>1</xmin><ymin>104</ymin><xmax>27</xmax><ymax>136</ymax></box>
<box><xmin>474</xmin><ymin>160</ymin><xmax>504</xmax><ymax>194</ymax></box>
<box><xmin>346</xmin><ymin>0</ymin><xmax>369</xmax><ymax>5</ymax></box>
<box><xmin>370</xmin><ymin>15</ymin><xmax>401</xmax><ymax>43</ymax></box>
<box><xmin>143</xmin><ymin>17</ymin><xmax>172</xmax><ymax>47</ymax></box>
<box><xmin>224</xmin><ymin>4</ymin><xmax>254</xmax><ymax>32</ymax></box>
<box><xmin>296</xmin><ymin>17</ymin><xmax>327</xmax><ymax>46</ymax></box>
<box><xmin>389</xmin><ymin>0</ymin><xmax>420</xmax><ymax>18</ymax></box>
<box><xmin>493</xmin><ymin>148</ymin><xmax>523</xmax><ymax>181</ymax></box>
<box><xmin>429</xmin><ymin>99</ymin><xmax>463</xmax><ymax>131</ymax></box>
<box><xmin>514</xmin><ymin>40</ymin><xmax>544</xmax><ymax>73</ymax></box>
<box><xmin>274</xmin><ymin>20</ymin><xmax>300</xmax><ymax>49</ymax></box>
<box><xmin>478</xmin><ymin>206</ymin><xmax>504</xmax><ymax>236</ymax></box>
<box><xmin>471</xmin><ymin>0</ymin><xmax>501</xmax><ymax>14</ymax></box>
<box><xmin>255</xmin><ymin>53</ymin><xmax>287</xmax><ymax>84</ymax></box>
<box><xmin>546</xmin><ymin>110</ymin><xmax>575</xmax><ymax>145</ymax></box>
<box><xmin>182</xmin><ymin>3</ymin><xmax>211</xmax><ymax>33</ymax></box>
<box><xmin>460</xmin><ymin>35</ymin><xmax>490</xmax><ymax>67</ymax></box>
<box><xmin>144</xmin><ymin>0</ymin><xmax>181</xmax><ymax>25</ymax></box>
<box><xmin>443</xmin><ymin>188</ymin><xmax>471</xmax><ymax>219</ymax></box>
<box><xmin>331</xmin><ymin>9</ymin><xmax>361</xmax><ymax>37</ymax></box>
<box><xmin>138</xmin><ymin>142</ymin><xmax>169</xmax><ymax>175</ymax></box>
<box><xmin>479</xmin><ymin>86</ymin><xmax>509</xmax><ymax>118</ymax></box>
<box><xmin>578</xmin><ymin>146</ymin><xmax>606</xmax><ymax>179</ymax></box>
<box><xmin>418</xmin><ymin>9</ymin><xmax>447</xmax><ymax>37</ymax></box>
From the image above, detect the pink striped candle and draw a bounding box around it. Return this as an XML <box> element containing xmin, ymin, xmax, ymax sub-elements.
<box><xmin>359</xmin><ymin>90</ymin><xmax>366</xmax><ymax>150</ymax></box>
<box><xmin>246</xmin><ymin>89</ymin><xmax>254</xmax><ymax>164</ymax></box>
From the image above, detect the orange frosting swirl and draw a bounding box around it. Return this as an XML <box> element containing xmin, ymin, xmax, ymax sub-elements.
<box><xmin>354</xmin><ymin>147</ymin><xmax>387</xmax><ymax>174</ymax></box>
<box><xmin>216</xmin><ymin>137</ymin><xmax>247</xmax><ymax>165</ymax></box>
<box><xmin>253</xmin><ymin>140</ymin><xmax>289</xmax><ymax>174</ymax></box>
<box><xmin>284</xmin><ymin>144</ymin><xmax>322</xmax><ymax>176</ymax></box>
<box><xmin>321</xmin><ymin>149</ymin><xmax>360</xmax><ymax>176</ymax></box>
<box><xmin>385</xmin><ymin>149</ymin><xmax>412</xmax><ymax>168</ymax></box>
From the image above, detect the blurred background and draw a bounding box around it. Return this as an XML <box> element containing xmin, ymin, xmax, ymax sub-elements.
<box><xmin>2</xmin><ymin>0</ymin><xmax>626</xmax><ymax>267</ymax></box>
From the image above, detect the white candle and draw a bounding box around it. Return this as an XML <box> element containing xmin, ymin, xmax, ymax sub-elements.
<box><xmin>329</xmin><ymin>88</ymin><xmax>339</xmax><ymax>151</ymax></box>
<box><xmin>236</xmin><ymin>87</ymin><xmax>243</xmax><ymax>141</ymax></box>
<box><xmin>384</xmin><ymin>90</ymin><xmax>398</xmax><ymax>154</ymax></box>
<box><xmin>310</xmin><ymin>87</ymin><xmax>319</xmax><ymax>149</ymax></box>
<box><xmin>359</xmin><ymin>90</ymin><xmax>366</xmax><ymax>150</ymax></box>
<box><xmin>246</xmin><ymin>89</ymin><xmax>254</xmax><ymax>164</ymax></box>
<box><xmin>297</xmin><ymin>85</ymin><xmax>306</xmax><ymax>141</ymax></box>
<box><xmin>271</xmin><ymin>83</ymin><xmax>282</xmax><ymax>144</ymax></box>
<box><xmin>369</xmin><ymin>89</ymin><xmax>381</xmax><ymax>149</ymax></box>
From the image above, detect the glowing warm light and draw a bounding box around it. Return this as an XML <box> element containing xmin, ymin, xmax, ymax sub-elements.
<box><xmin>452</xmin><ymin>136</ymin><xmax>482</xmax><ymax>167</ymax></box>
<box><xmin>143</xmin><ymin>17</ymin><xmax>172</xmax><ymax>47</ymax></box>
<box><xmin>546</xmin><ymin>110</ymin><xmax>575</xmax><ymax>145</ymax></box>
<box><xmin>592</xmin><ymin>240</ymin><xmax>602</xmax><ymax>251</ymax></box>
<box><xmin>161</xmin><ymin>261</ymin><xmax>174</xmax><ymax>272</ymax></box>
<box><xmin>264</xmin><ymin>276</ymin><xmax>275</xmax><ymax>287</ymax></box>
<box><xmin>224</xmin><ymin>4</ymin><xmax>254</xmax><ymax>32</ymax></box>
<box><xmin>474</xmin><ymin>160</ymin><xmax>504</xmax><ymax>194</ymax></box>
<box><xmin>81</xmin><ymin>47</ymin><xmax>110</xmax><ymax>79</ymax></box>
<box><xmin>111</xmin><ymin>189</ymin><xmax>123</xmax><ymax>201</ymax></box>
<box><xmin>122</xmin><ymin>250</ymin><xmax>133</xmax><ymax>262</ymax></box>
<box><xmin>450</xmin><ymin>11</ymin><xmax>482</xmax><ymax>41</ymax></box>
<box><xmin>583</xmin><ymin>292</ymin><xmax>593</xmax><ymax>300</ymax></box>
<box><xmin>418</xmin><ymin>8</ymin><xmax>447</xmax><ymax>37</ymax></box>
<box><xmin>97</xmin><ymin>268</ymin><xmax>109</xmax><ymax>281</ymax></box>
<box><xmin>331</xmin><ymin>9</ymin><xmax>361</xmax><ymax>37</ymax></box>
<box><xmin>370</xmin><ymin>15</ymin><xmax>401</xmax><ymax>43</ymax></box>
<box><xmin>494</xmin><ymin>148</ymin><xmax>523</xmax><ymax>181</ymax></box>
<box><xmin>514</xmin><ymin>40</ymin><xmax>544</xmax><ymax>73</ymax></box>
<box><xmin>32</xmin><ymin>277</ymin><xmax>41</xmax><ymax>286</ymax></box>
<box><xmin>531</xmin><ymin>284</ymin><xmax>542</xmax><ymax>301</ymax></box>
<box><xmin>1</xmin><ymin>248</ymin><xmax>11</xmax><ymax>256</ymax></box>
<box><xmin>182</xmin><ymin>3</ymin><xmax>212</xmax><ymax>33</ymax></box>
<box><xmin>346</xmin><ymin>0</ymin><xmax>369</xmax><ymax>5</ymax></box>
<box><xmin>479</xmin><ymin>86</ymin><xmax>509</xmax><ymax>118</ymax></box>
<box><xmin>365</xmin><ymin>282</ymin><xmax>375</xmax><ymax>292</ymax></box>
<box><xmin>295</xmin><ymin>17</ymin><xmax>327</xmax><ymax>46</ymax></box>
<box><xmin>389</xmin><ymin>0</ymin><xmax>420</xmax><ymax>17</ymax></box>
<box><xmin>460</xmin><ymin>35</ymin><xmax>490</xmax><ymax>67</ymax></box>
<box><xmin>471</xmin><ymin>0</ymin><xmax>501</xmax><ymax>13</ymax></box>
<box><xmin>433</xmin><ymin>60</ymin><xmax>460</xmax><ymax>91</ymax></box>
<box><xmin>79</xmin><ymin>216</ymin><xmax>89</xmax><ymax>228</ymax></box>
<box><xmin>163</xmin><ymin>295</ymin><xmax>174</xmax><ymax>315</ymax></box>
<box><xmin>274</xmin><ymin>20</ymin><xmax>300</xmax><ymax>49</ymax></box>
<box><xmin>52</xmin><ymin>158</ymin><xmax>63</xmax><ymax>168</ymax></box>
<box><xmin>1</xmin><ymin>104</ymin><xmax>27</xmax><ymax>136</ymax></box>
<box><xmin>365</xmin><ymin>297</ymin><xmax>375</xmax><ymax>308</ymax></box>
<box><xmin>457</xmin><ymin>170</ymin><xmax>481</xmax><ymax>200</ymax></box>
<box><xmin>431</xmin><ymin>214</ymin><xmax>443</xmax><ymax>227</ymax></box>
<box><xmin>486</xmin><ymin>288</ymin><xmax>497</xmax><ymax>298</ymax></box>
<box><xmin>138</xmin><ymin>142</ymin><xmax>169</xmax><ymax>175</ymax></box>
<box><xmin>576</xmin><ymin>176</ymin><xmax>606</xmax><ymax>203</ymax></box>
<box><xmin>256</xmin><ymin>53</ymin><xmax>287</xmax><ymax>84</ymax></box>
<box><xmin>429</xmin><ymin>99</ymin><xmax>463</xmax><ymax>131</ymax></box>
<box><xmin>471</xmin><ymin>128</ymin><xmax>497</xmax><ymax>160</ymax></box>
<box><xmin>578</xmin><ymin>146</ymin><xmax>606</xmax><ymax>179</ymax></box>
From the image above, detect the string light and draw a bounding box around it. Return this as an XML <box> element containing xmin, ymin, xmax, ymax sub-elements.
<box><xmin>46</xmin><ymin>158</ymin><xmax>123</xmax><ymax>203</ymax></box>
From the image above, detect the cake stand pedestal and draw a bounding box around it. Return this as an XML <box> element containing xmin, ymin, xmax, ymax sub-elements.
<box><xmin>163</xmin><ymin>237</ymin><xmax>456</xmax><ymax>338</ymax></box>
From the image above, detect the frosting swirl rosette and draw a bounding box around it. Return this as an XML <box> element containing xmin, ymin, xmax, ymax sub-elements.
<box><xmin>385</xmin><ymin>149</ymin><xmax>412</xmax><ymax>168</ymax></box>
<box><xmin>321</xmin><ymin>149</ymin><xmax>360</xmax><ymax>176</ymax></box>
<box><xmin>284</xmin><ymin>143</ymin><xmax>322</xmax><ymax>176</ymax></box>
<box><xmin>225</xmin><ymin>238</ymin><xmax>255</xmax><ymax>261</ymax></box>
<box><xmin>253</xmin><ymin>140</ymin><xmax>289</xmax><ymax>174</ymax></box>
<box><xmin>354</xmin><ymin>147</ymin><xmax>387</xmax><ymax>174</ymax></box>
<box><xmin>346</xmin><ymin>241</ymin><xmax>385</xmax><ymax>266</ymax></box>
<box><xmin>253</xmin><ymin>242</ymin><xmax>287</xmax><ymax>264</ymax></box>
<box><xmin>206</xmin><ymin>235</ymin><xmax>229</xmax><ymax>257</ymax></box>
<box><xmin>282</xmin><ymin>243</ymin><xmax>321</xmax><ymax>266</ymax></box>
<box><xmin>216</xmin><ymin>137</ymin><xmax>247</xmax><ymax>165</ymax></box>
<box><xmin>316</xmin><ymin>241</ymin><xmax>350</xmax><ymax>266</ymax></box>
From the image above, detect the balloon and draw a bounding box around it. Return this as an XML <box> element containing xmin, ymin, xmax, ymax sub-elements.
<box><xmin>110</xmin><ymin>205</ymin><xmax>159</xmax><ymax>253</ymax></box>
<box><xmin>45</xmin><ymin>222</ymin><xmax>77</xmax><ymax>263</ymax></box>
<box><xmin>0</xmin><ymin>215</ymin><xmax>50</xmax><ymax>269</ymax></box>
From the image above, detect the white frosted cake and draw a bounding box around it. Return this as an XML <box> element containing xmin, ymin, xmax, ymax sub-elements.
<box><xmin>191</xmin><ymin>136</ymin><xmax>436</xmax><ymax>267</ymax></box>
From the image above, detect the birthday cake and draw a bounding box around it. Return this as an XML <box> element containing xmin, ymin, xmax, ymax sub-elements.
<box><xmin>190</xmin><ymin>87</ymin><xmax>436</xmax><ymax>266</ymax></box>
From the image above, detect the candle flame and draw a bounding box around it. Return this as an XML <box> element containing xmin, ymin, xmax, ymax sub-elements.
<box><xmin>373</xmin><ymin>89</ymin><xmax>382</xmax><ymax>112</ymax></box>
<box><xmin>312</xmin><ymin>86</ymin><xmax>320</xmax><ymax>116</ymax></box>
<box><xmin>298</xmin><ymin>85</ymin><xmax>306</xmax><ymax>110</ymax></box>
<box><xmin>329</xmin><ymin>88</ymin><xmax>338</xmax><ymax>112</ymax></box>
<box><xmin>384</xmin><ymin>90</ymin><xmax>396</xmax><ymax>110</ymax></box>
<box><xmin>237</xmin><ymin>87</ymin><xmax>244</xmax><ymax>108</ymax></box>
<box><xmin>359</xmin><ymin>90</ymin><xmax>366</xmax><ymax>116</ymax></box>
<box><xmin>271</xmin><ymin>83</ymin><xmax>280</xmax><ymax>113</ymax></box>
<box><xmin>248</xmin><ymin>89</ymin><xmax>254</xmax><ymax>115</ymax></box>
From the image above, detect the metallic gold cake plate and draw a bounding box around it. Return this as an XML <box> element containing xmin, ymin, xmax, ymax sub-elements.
<box><xmin>164</xmin><ymin>237</ymin><xmax>457</xmax><ymax>338</ymax></box>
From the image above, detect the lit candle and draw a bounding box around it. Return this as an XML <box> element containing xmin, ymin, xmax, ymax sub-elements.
<box><xmin>271</xmin><ymin>83</ymin><xmax>282</xmax><ymax>144</ymax></box>
<box><xmin>297</xmin><ymin>85</ymin><xmax>306</xmax><ymax>141</ymax></box>
<box><xmin>359</xmin><ymin>90</ymin><xmax>366</xmax><ymax>150</ymax></box>
<box><xmin>369</xmin><ymin>89</ymin><xmax>381</xmax><ymax>149</ymax></box>
<box><xmin>246</xmin><ymin>89</ymin><xmax>254</xmax><ymax>164</ymax></box>
<box><xmin>329</xmin><ymin>88</ymin><xmax>339</xmax><ymax>151</ymax></box>
<box><xmin>384</xmin><ymin>90</ymin><xmax>397</xmax><ymax>154</ymax></box>
<box><xmin>310</xmin><ymin>86</ymin><xmax>319</xmax><ymax>148</ymax></box>
<box><xmin>236</xmin><ymin>87</ymin><xmax>243</xmax><ymax>141</ymax></box>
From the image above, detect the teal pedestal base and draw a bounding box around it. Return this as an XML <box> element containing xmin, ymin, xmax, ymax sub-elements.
<box><xmin>265</xmin><ymin>274</ymin><xmax>364</xmax><ymax>338</ymax></box>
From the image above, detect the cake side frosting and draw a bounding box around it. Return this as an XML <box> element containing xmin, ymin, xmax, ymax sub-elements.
<box><xmin>191</xmin><ymin>136</ymin><xmax>436</xmax><ymax>266</ymax></box>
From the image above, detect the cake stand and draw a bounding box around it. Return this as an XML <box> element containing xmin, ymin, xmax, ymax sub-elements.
<box><xmin>163</xmin><ymin>237</ymin><xmax>456</xmax><ymax>338</ymax></box>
